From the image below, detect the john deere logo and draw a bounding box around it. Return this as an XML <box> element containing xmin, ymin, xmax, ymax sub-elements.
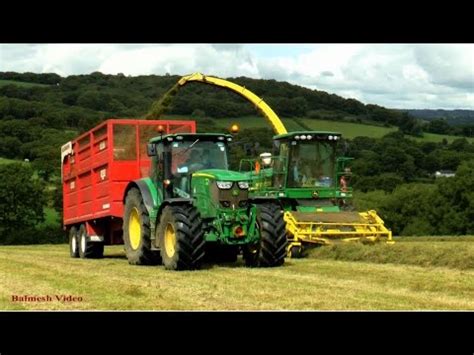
<box><xmin>232</xmin><ymin>189</ymin><xmax>239</xmax><ymax>197</ymax></box>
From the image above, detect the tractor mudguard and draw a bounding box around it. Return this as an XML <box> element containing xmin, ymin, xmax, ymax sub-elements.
<box><xmin>124</xmin><ymin>179</ymin><xmax>157</xmax><ymax>216</ymax></box>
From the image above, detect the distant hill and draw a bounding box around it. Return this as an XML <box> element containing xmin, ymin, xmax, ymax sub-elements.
<box><xmin>0</xmin><ymin>71</ymin><xmax>417</xmax><ymax>134</ymax></box>
<box><xmin>401</xmin><ymin>109</ymin><xmax>474</xmax><ymax>126</ymax></box>
<box><xmin>0</xmin><ymin>71</ymin><xmax>470</xmax><ymax>140</ymax></box>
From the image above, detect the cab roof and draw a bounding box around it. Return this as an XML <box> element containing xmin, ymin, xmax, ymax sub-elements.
<box><xmin>149</xmin><ymin>133</ymin><xmax>233</xmax><ymax>144</ymax></box>
<box><xmin>274</xmin><ymin>131</ymin><xmax>342</xmax><ymax>140</ymax></box>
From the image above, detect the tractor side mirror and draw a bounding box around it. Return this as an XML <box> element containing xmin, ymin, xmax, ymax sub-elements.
<box><xmin>147</xmin><ymin>143</ymin><xmax>157</xmax><ymax>156</ymax></box>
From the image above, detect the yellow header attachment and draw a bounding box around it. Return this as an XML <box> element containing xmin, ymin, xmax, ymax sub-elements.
<box><xmin>146</xmin><ymin>72</ymin><xmax>288</xmax><ymax>135</ymax></box>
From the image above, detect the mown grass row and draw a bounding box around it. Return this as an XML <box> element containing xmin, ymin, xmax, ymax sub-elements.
<box><xmin>307</xmin><ymin>236</ymin><xmax>474</xmax><ymax>270</ymax></box>
<box><xmin>0</xmin><ymin>244</ymin><xmax>472</xmax><ymax>310</ymax></box>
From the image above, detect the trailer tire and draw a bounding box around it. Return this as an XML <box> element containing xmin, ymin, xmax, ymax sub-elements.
<box><xmin>123</xmin><ymin>188</ymin><xmax>162</xmax><ymax>265</ymax></box>
<box><xmin>158</xmin><ymin>205</ymin><xmax>205</xmax><ymax>270</ymax></box>
<box><xmin>256</xmin><ymin>203</ymin><xmax>287</xmax><ymax>267</ymax></box>
<box><xmin>78</xmin><ymin>224</ymin><xmax>104</xmax><ymax>259</ymax></box>
<box><xmin>69</xmin><ymin>226</ymin><xmax>79</xmax><ymax>258</ymax></box>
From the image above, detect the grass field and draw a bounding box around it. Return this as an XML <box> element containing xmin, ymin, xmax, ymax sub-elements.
<box><xmin>0</xmin><ymin>79</ymin><xmax>50</xmax><ymax>88</ymax></box>
<box><xmin>0</xmin><ymin>238</ymin><xmax>472</xmax><ymax>310</ymax></box>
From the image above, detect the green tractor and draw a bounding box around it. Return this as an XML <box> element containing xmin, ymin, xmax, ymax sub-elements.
<box><xmin>241</xmin><ymin>131</ymin><xmax>393</xmax><ymax>258</ymax></box>
<box><xmin>123</xmin><ymin>132</ymin><xmax>287</xmax><ymax>270</ymax></box>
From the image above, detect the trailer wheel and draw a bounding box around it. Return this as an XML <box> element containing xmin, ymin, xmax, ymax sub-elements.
<box><xmin>256</xmin><ymin>203</ymin><xmax>287</xmax><ymax>267</ymax></box>
<box><xmin>157</xmin><ymin>205</ymin><xmax>205</xmax><ymax>270</ymax></box>
<box><xmin>78</xmin><ymin>224</ymin><xmax>104</xmax><ymax>259</ymax></box>
<box><xmin>123</xmin><ymin>188</ymin><xmax>162</xmax><ymax>265</ymax></box>
<box><xmin>69</xmin><ymin>226</ymin><xmax>79</xmax><ymax>258</ymax></box>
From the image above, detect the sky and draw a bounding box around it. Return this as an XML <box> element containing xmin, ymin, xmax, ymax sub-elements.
<box><xmin>0</xmin><ymin>43</ymin><xmax>473</xmax><ymax>110</ymax></box>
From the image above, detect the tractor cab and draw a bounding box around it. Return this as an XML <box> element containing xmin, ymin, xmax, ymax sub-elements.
<box><xmin>148</xmin><ymin>133</ymin><xmax>233</xmax><ymax>199</ymax></box>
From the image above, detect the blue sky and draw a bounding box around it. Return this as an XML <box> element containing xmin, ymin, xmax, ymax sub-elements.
<box><xmin>0</xmin><ymin>43</ymin><xmax>473</xmax><ymax>109</ymax></box>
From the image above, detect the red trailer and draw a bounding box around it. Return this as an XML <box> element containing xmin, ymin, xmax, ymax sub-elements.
<box><xmin>61</xmin><ymin>118</ymin><xmax>196</xmax><ymax>253</ymax></box>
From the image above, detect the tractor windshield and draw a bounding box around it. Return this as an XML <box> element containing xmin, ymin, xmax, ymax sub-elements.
<box><xmin>287</xmin><ymin>140</ymin><xmax>336</xmax><ymax>188</ymax></box>
<box><xmin>171</xmin><ymin>140</ymin><xmax>229</xmax><ymax>175</ymax></box>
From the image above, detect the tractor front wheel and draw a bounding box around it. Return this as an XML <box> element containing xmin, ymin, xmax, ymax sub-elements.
<box><xmin>123</xmin><ymin>188</ymin><xmax>161</xmax><ymax>265</ymax></box>
<box><xmin>256</xmin><ymin>203</ymin><xmax>287</xmax><ymax>267</ymax></box>
<box><xmin>157</xmin><ymin>205</ymin><xmax>205</xmax><ymax>270</ymax></box>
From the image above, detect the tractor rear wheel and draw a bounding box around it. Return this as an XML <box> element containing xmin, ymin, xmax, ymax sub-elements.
<box><xmin>123</xmin><ymin>188</ymin><xmax>162</xmax><ymax>265</ymax></box>
<box><xmin>157</xmin><ymin>205</ymin><xmax>205</xmax><ymax>270</ymax></box>
<box><xmin>256</xmin><ymin>203</ymin><xmax>287</xmax><ymax>267</ymax></box>
<box><xmin>78</xmin><ymin>224</ymin><xmax>104</xmax><ymax>259</ymax></box>
<box><xmin>69</xmin><ymin>226</ymin><xmax>79</xmax><ymax>258</ymax></box>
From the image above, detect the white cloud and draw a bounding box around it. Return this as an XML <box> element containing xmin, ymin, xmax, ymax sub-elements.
<box><xmin>0</xmin><ymin>43</ymin><xmax>472</xmax><ymax>109</ymax></box>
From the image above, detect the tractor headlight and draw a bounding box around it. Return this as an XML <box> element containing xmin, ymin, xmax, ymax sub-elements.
<box><xmin>216</xmin><ymin>181</ymin><xmax>233</xmax><ymax>189</ymax></box>
<box><xmin>238</xmin><ymin>181</ymin><xmax>249</xmax><ymax>189</ymax></box>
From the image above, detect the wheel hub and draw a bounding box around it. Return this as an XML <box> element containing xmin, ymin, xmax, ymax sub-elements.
<box><xmin>129</xmin><ymin>207</ymin><xmax>141</xmax><ymax>250</ymax></box>
<box><xmin>164</xmin><ymin>223</ymin><xmax>176</xmax><ymax>258</ymax></box>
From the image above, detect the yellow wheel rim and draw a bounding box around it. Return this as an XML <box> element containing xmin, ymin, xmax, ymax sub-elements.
<box><xmin>164</xmin><ymin>223</ymin><xmax>176</xmax><ymax>258</ymax></box>
<box><xmin>129</xmin><ymin>207</ymin><xmax>141</xmax><ymax>250</ymax></box>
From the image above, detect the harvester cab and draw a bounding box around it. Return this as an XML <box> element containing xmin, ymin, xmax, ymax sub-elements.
<box><xmin>242</xmin><ymin>130</ymin><xmax>393</xmax><ymax>257</ymax></box>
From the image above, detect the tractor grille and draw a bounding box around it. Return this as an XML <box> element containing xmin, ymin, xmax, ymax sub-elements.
<box><xmin>218</xmin><ymin>184</ymin><xmax>249</xmax><ymax>209</ymax></box>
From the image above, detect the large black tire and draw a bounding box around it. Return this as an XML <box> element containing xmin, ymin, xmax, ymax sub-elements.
<box><xmin>157</xmin><ymin>205</ymin><xmax>205</xmax><ymax>270</ymax></box>
<box><xmin>123</xmin><ymin>188</ymin><xmax>162</xmax><ymax>265</ymax></box>
<box><xmin>78</xmin><ymin>224</ymin><xmax>104</xmax><ymax>259</ymax></box>
<box><xmin>69</xmin><ymin>226</ymin><xmax>79</xmax><ymax>258</ymax></box>
<box><xmin>256</xmin><ymin>203</ymin><xmax>287</xmax><ymax>267</ymax></box>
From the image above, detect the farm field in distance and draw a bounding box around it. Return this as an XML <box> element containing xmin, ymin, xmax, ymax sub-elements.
<box><xmin>168</xmin><ymin>115</ymin><xmax>474</xmax><ymax>143</ymax></box>
<box><xmin>0</xmin><ymin>237</ymin><xmax>472</xmax><ymax>310</ymax></box>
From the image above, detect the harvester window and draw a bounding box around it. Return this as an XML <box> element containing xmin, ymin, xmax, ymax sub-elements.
<box><xmin>287</xmin><ymin>141</ymin><xmax>335</xmax><ymax>188</ymax></box>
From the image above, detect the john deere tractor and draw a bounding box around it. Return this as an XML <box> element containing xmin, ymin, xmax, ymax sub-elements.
<box><xmin>123</xmin><ymin>132</ymin><xmax>287</xmax><ymax>270</ymax></box>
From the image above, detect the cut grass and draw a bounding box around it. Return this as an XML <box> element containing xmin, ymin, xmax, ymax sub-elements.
<box><xmin>0</xmin><ymin>243</ymin><xmax>472</xmax><ymax>310</ymax></box>
<box><xmin>307</xmin><ymin>236</ymin><xmax>474</xmax><ymax>270</ymax></box>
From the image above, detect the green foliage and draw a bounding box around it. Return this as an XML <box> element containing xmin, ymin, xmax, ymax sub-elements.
<box><xmin>354</xmin><ymin>160</ymin><xmax>474</xmax><ymax>236</ymax></box>
<box><xmin>0</xmin><ymin>163</ymin><xmax>46</xmax><ymax>244</ymax></box>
